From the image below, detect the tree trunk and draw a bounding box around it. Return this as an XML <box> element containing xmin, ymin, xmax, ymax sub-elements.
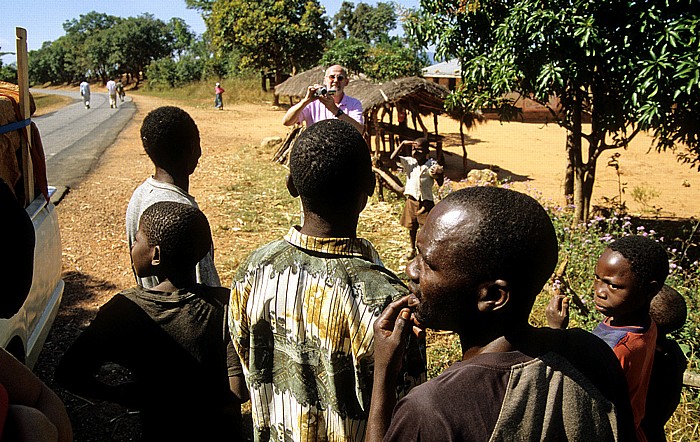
<box><xmin>273</xmin><ymin>70</ymin><xmax>282</xmax><ymax>106</ymax></box>
<box><xmin>569</xmin><ymin>95</ymin><xmax>587</xmax><ymax>224</ymax></box>
<box><xmin>564</xmin><ymin>130</ymin><xmax>575</xmax><ymax>205</ymax></box>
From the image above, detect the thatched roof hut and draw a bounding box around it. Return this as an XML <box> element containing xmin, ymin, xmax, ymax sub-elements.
<box><xmin>356</xmin><ymin>76</ymin><xmax>450</xmax><ymax>116</ymax></box>
<box><xmin>274</xmin><ymin>66</ymin><xmax>325</xmax><ymax>99</ymax></box>
<box><xmin>275</xmin><ymin>67</ymin><xmax>480</xmax><ymax>172</ymax></box>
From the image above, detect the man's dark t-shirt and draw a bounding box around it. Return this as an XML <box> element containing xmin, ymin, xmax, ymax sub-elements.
<box><xmin>385</xmin><ymin>328</ymin><xmax>636</xmax><ymax>442</ymax></box>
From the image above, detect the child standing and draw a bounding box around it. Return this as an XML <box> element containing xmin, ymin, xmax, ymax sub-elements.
<box><xmin>214</xmin><ymin>82</ymin><xmax>225</xmax><ymax>110</ymax></box>
<box><xmin>126</xmin><ymin>106</ymin><xmax>220</xmax><ymax>289</ymax></box>
<box><xmin>390</xmin><ymin>137</ymin><xmax>444</xmax><ymax>259</ymax></box>
<box><xmin>56</xmin><ymin>202</ymin><xmax>244</xmax><ymax>440</ymax></box>
<box><xmin>229</xmin><ymin>119</ymin><xmax>426</xmax><ymax>442</ymax></box>
<box><xmin>642</xmin><ymin>284</ymin><xmax>688</xmax><ymax>441</ymax></box>
<box><xmin>548</xmin><ymin>235</ymin><xmax>669</xmax><ymax>442</ymax></box>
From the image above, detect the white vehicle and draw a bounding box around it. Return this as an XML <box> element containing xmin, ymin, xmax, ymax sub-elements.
<box><xmin>0</xmin><ymin>27</ymin><xmax>63</xmax><ymax>368</ymax></box>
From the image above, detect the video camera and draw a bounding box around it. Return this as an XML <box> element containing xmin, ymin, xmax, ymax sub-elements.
<box><xmin>314</xmin><ymin>86</ymin><xmax>336</xmax><ymax>97</ymax></box>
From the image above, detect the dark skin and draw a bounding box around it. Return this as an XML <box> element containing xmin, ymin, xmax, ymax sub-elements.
<box><xmin>151</xmin><ymin>136</ymin><xmax>202</xmax><ymax>192</ymax></box>
<box><xmin>285</xmin><ymin>174</ymin><xmax>373</xmax><ymax>238</ymax></box>
<box><xmin>131</xmin><ymin>228</ymin><xmax>250</xmax><ymax>403</ymax></box>
<box><xmin>366</xmin><ymin>202</ymin><xmax>549</xmax><ymax>442</ymax></box>
<box><xmin>547</xmin><ymin>248</ymin><xmax>659</xmax><ymax>329</ymax></box>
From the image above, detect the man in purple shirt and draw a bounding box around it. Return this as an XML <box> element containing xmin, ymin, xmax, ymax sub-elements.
<box><xmin>283</xmin><ymin>65</ymin><xmax>364</xmax><ymax>133</ymax></box>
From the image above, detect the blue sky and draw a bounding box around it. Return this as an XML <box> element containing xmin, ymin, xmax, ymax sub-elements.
<box><xmin>1</xmin><ymin>0</ymin><xmax>419</xmax><ymax>66</ymax></box>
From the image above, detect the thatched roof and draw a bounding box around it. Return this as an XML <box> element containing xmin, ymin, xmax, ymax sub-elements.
<box><xmin>276</xmin><ymin>68</ymin><xmax>451</xmax><ymax>114</ymax></box>
<box><xmin>358</xmin><ymin>77</ymin><xmax>450</xmax><ymax>116</ymax></box>
<box><xmin>274</xmin><ymin>66</ymin><xmax>325</xmax><ymax>98</ymax></box>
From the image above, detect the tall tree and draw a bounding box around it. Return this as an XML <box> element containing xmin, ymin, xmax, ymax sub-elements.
<box><xmin>332</xmin><ymin>1</ymin><xmax>397</xmax><ymax>44</ymax></box>
<box><xmin>407</xmin><ymin>0</ymin><xmax>700</xmax><ymax>223</ymax></box>
<box><xmin>111</xmin><ymin>14</ymin><xmax>175</xmax><ymax>85</ymax></box>
<box><xmin>207</xmin><ymin>0</ymin><xmax>331</xmax><ymax>104</ymax></box>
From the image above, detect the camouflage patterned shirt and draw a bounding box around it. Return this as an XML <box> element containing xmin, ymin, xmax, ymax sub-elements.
<box><xmin>229</xmin><ymin>226</ymin><xmax>426</xmax><ymax>442</ymax></box>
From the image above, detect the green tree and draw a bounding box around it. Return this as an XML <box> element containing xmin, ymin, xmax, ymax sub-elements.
<box><xmin>0</xmin><ymin>48</ymin><xmax>17</xmax><ymax>83</ymax></box>
<box><xmin>111</xmin><ymin>14</ymin><xmax>175</xmax><ymax>85</ymax></box>
<box><xmin>207</xmin><ymin>0</ymin><xmax>331</xmax><ymax>105</ymax></box>
<box><xmin>320</xmin><ymin>37</ymin><xmax>368</xmax><ymax>76</ymax></box>
<box><xmin>332</xmin><ymin>1</ymin><xmax>397</xmax><ymax>44</ymax></box>
<box><xmin>408</xmin><ymin>0</ymin><xmax>700</xmax><ymax>223</ymax></box>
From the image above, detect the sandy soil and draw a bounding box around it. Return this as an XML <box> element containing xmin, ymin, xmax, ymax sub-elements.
<box><xmin>33</xmin><ymin>93</ymin><xmax>699</xmax><ymax>440</ymax></box>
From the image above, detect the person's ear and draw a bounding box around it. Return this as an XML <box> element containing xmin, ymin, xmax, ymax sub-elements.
<box><xmin>286</xmin><ymin>174</ymin><xmax>299</xmax><ymax>198</ymax></box>
<box><xmin>364</xmin><ymin>171</ymin><xmax>376</xmax><ymax>197</ymax></box>
<box><xmin>646</xmin><ymin>280</ymin><xmax>662</xmax><ymax>300</ymax></box>
<box><xmin>151</xmin><ymin>245</ymin><xmax>161</xmax><ymax>267</ymax></box>
<box><xmin>476</xmin><ymin>280</ymin><xmax>510</xmax><ymax>312</ymax></box>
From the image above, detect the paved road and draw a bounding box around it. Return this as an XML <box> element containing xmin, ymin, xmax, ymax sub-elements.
<box><xmin>31</xmin><ymin>88</ymin><xmax>136</xmax><ymax>199</ymax></box>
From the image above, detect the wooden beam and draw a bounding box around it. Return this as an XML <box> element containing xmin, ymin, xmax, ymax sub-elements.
<box><xmin>685</xmin><ymin>371</ymin><xmax>700</xmax><ymax>389</ymax></box>
<box><xmin>16</xmin><ymin>27</ymin><xmax>34</xmax><ymax>206</ymax></box>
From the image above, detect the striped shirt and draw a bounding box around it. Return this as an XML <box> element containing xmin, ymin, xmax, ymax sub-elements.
<box><xmin>229</xmin><ymin>226</ymin><xmax>425</xmax><ymax>442</ymax></box>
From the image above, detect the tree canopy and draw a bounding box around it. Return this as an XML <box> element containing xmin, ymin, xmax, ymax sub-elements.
<box><xmin>27</xmin><ymin>12</ymin><xmax>190</xmax><ymax>86</ymax></box>
<box><xmin>207</xmin><ymin>0</ymin><xmax>330</xmax><ymax>79</ymax></box>
<box><xmin>407</xmin><ymin>0</ymin><xmax>700</xmax><ymax>222</ymax></box>
<box><xmin>332</xmin><ymin>1</ymin><xmax>397</xmax><ymax>44</ymax></box>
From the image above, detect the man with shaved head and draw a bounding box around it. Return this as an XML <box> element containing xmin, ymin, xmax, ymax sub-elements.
<box><xmin>282</xmin><ymin>64</ymin><xmax>364</xmax><ymax>133</ymax></box>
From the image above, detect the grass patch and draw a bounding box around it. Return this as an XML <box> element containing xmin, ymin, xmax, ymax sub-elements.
<box><xmin>33</xmin><ymin>93</ymin><xmax>73</xmax><ymax>116</ymax></box>
<box><xmin>132</xmin><ymin>77</ymin><xmax>277</xmax><ymax>108</ymax></box>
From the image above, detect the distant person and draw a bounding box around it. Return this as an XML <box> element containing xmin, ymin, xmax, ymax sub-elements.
<box><xmin>106</xmin><ymin>78</ymin><xmax>117</xmax><ymax>108</ymax></box>
<box><xmin>229</xmin><ymin>119</ymin><xmax>426</xmax><ymax>442</ymax></box>
<box><xmin>367</xmin><ymin>186</ymin><xmax>636</xmax><ymax>442</ymax></box>
<box><xmin>126</xmin><ymin>106</ymin><xmax>220</xmax><ymax>289</ymax></box>
<box><xmin>390</xmin><ymin>137</ymin><xmax>444</xmax><ymax>260</ymax></box>
<box><xmin>548</xmin><ymin>235</ymin><xmax>668</xmax><ymax>442</ymax></box>
<box><xmin>56</xmin><ymin>202</ymin><xmax>245</xmax><ymax>440</ymax></box>
<box><xmin>79</xmin><ymin>79</ymin><xmax>90</xmax><ymax>109</ymax></box>
<box><xmin>214</xmin><ymin>82</ymin><xmax>224</xmax><ymax>110</ymax></box>
<box><xmin>642</xmin><ymin>284</ymin><xmax>688</xmax><ymax>442</ymax></box>
<box><xmin>282</xmin><ymin>64</ymin><xmax>364</xmax><ymax>133</ymax></box>
<box><xmin>116</xmin><ymin>79</ymin><xmax>125</xmax><ymax>102</ymax></box>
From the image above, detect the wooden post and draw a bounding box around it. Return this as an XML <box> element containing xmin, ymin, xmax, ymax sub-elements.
<box><xmin>16</xmin><ymin>27</ymin><xmax>34</xmax><ymax>206</ymax></box>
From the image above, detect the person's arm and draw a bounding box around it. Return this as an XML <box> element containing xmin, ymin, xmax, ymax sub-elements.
<box><xmin>546</xmin><ymin>294</ymin><xmax>570</xmax><ymax>329</ymax></box>
<box><xmin>0</xmin><ymin>348</ymin><xmax>73</xmax><ymax>442</ymax></box>
<box><xmin>282</xmin><ymin>85</ymin><xmax>320</xmax><ymax>126</ymax></box>
<box><xmin>366</xmin><ymin>296</ymin><xmax>418</xmax><ymax>442</ymax></box>
<box><xmin>391</xmin><ymin>140</ymin><xmax>413</xmax><ymax>160</ymax></box>
<box><xmin>428</xmin><ymin>163</ymin><xmax>444</xmax><ymax>186</ymax></box>
<box><xmin>317</xmin><ymin>94</ymin><xmax>365</xmax><ymax>133</ymax></box>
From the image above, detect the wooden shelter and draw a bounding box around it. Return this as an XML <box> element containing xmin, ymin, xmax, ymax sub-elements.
<box><xmin>274</xmin><ymin>67</ymin><xmax>481</xmax><ymax>174</ymax></box>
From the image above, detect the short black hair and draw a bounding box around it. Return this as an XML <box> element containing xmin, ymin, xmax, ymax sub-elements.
<box><xmin>290</xmin><ymin>119</ymin><xmax>374</xmax><ymax>215</ymax></box>
<box><xmin>139</xmin><ymin>201</ymin><xmax>212</xmax><ymax>269</ymax></box>
<box><xmin>442</xmin><ymin>187</ymin><xmax>559</xmax><ymax>304</ymax></box>
<box><xmin>140</xmin><ymin>106</ymin><xmax>199</xmax><ymax>171</ymax></box>
<box><xmin>650</xmin><ymin>284</ymin><xmax>687</xmax><ymax>335</ymax></box>
<box><xmin>608</xmin><ymin>235</ymin><xmax>669</xmax><ymax>286</ymax></box>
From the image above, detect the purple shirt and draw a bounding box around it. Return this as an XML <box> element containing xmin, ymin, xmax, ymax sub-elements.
<box><xmin>298</xmin><ymin>93</ymin><xmax>364</xmax><ymax>127</ymax></box>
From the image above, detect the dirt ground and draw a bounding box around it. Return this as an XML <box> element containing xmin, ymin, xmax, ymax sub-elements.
<box><xmin>33</xmin><ymin>92</ymin><xmax>699</xmax><ymax>440</ymax></box>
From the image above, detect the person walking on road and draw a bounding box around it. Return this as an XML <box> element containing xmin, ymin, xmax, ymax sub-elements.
<box><xmin>116</xmin><ymin>79</ymin><xmax>125</xmax><ymax>103</ymax></box>
<box><xmin>79</xmin><ymin>80</ymin><xmax>90</xmax><ymax>109</ymax></box>
<box><xmin>214</xmin><ymin>82</ymin><xmax>224</xmax><ymax>110</ymax></box>
<box><xmin>106</xmin><ymin>78</ymin><xmax>117</xmax><ymax>108</ymax></box>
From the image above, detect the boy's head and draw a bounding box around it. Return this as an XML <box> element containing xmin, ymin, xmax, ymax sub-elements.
<box><xmin>140</xmin><ymin>106</ymin><xmax>201</xmax><ymax>176</ymax></box>
<box><xmin>594</xmin><ymin>235</ymin><xmax>668</xmax><ymax>320</ymax></box>
<box><xmin>411</xmin><ymin>138</ymin><xmax>429</xmax><ymax>161</ymax></box>
<box><xmin>288</xmin><ymin>119</ymin><xmax>375</xmax><ymax>219</ymax></box>
<box><xmin>650</xmin><ymin>284</ymin><xmax>687</xmax><ymax>335</ymax></box>
<box><xmin>131</xmin><ymin>201</ymin><xmax>212</xmax><ymax>278</ymax></box>
<box><xmin>406</xmin><ymin>186</ymin><xmax>558</xmax><ymax>331</ymax></box>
